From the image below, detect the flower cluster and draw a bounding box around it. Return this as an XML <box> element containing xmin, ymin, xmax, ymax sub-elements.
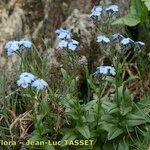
<box><xmin>5</xmin><ymin>39</ymin><xmax>32</xmax><ymax>56</ymax></box>
<box><xmin>90</xmin><ymin>4</ymin><xmax>119</xmax><ymax>17</ymax></box>
<box><xmin>55</xmin><ymin>28</ymin><xmax>79</xmax><ymax>52</ymax></box>
<box><xmin>119</xmin><ymin>37</ymin><xmax>145</xmax><ymax>49</ymax></box>
<box><xmin>57</xmin><ymin>39</ymin><xmax>79</xmax><ymax>52</ymax></box>
<box><xmin>97</xmin><ymin>33</ymin><xmax>145</xmax><ymax>49</ymax></box>
<box><xmin>94</xmin><ymin>66</ymin><xmax>116</xmax><ymax>76</ymax></box>
<box><xmin>17</xmin><ymin>72</ymin><xmax>48</xmax><ymax>90</ymax></box>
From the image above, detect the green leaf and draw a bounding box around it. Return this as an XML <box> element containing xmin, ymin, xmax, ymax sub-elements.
<box><xmin>101</xmin><ymin>115</ymin><xmax>118</xmax><ymax>124</ymax></box>
<box><xmin>87</xmin><ymin>77</ymin><xmax>97</xmax><ymax>92</ymax></box>
<box><xmin>125</xmin><ymin>114</ymin><xmax>147</xmax><ymax>126</ymax></box>
<box><xmin>105</xmin><ymin>76</ymin><xmax>116</xmax><ymax>84</ymax></box>
<box><xmin>61</xmin><ymin>68</ymin><xmax>68</xmax><ymax>80</ymax></box>
<box><xmin>70</xmin><ymin>79</ymin><xmax>76</xmax><ymax>93</ymax></box>
<box><xmin>114</xmin><ymin>86</ymin><xmax>132</xmax><ymax>113</ymax></box>
<box><xmin>130</xmin><ymin>0</ymin><xmax>145</xmax><ymax>16</ymax></box>
<box><xmin>40</xmin><ymin>99</ymin><xmax>50</xmax><ymax>114</ymax></box>
<box><xmin>116</xmin><ymin>85</ymin><xmax>124</xmax><ymax>99</ymax></box>
<box><xmin>102</xmin><ymin>100</ymin><xmax>112</xmax><ymax>110</ymax></box>
<box><xmin>76</xmin><ymin>125</ymin><xmax>91</xmax><ymax>139</ymax></box>
<box><xmin>86</xmin><ymin>111</ymin><xmax>95</xmax><ymax>123</ymax></box>
<box><xmin>108</xmin><ymin>105</ymin><xmax>119</xmax><ymax>114</ymax></box>
<box><xmin>44</xmin><ymin>145</ymin><xmax>55</xmax><ymax>150</ymax></box>
<box><xmin>120</xmin><ymin>106</ymin><xmax>132</xmax><ymax>116</ymax></box>
<box><xmin>61</xmin><ymin>130</ymin><xmax>77</xmax><ymax>146</ymax></box>
<box><xmin>112</xmin><ymin>15</ymin><xmax>141</xmax><ymax>26</ymax></box>
<box><xmin>118</xmin><ymin>139</ymin><xmax>129</xmax><ymax>150</ymax></box>
<box><xmin>102</xmin><ymin>101</ymin><xmax>119</xmax><ymax>114</ymax></box>
<box><xmin>107</xmin><ymin>126</ymin><xmax>123</xmax><ymax>140</ymax></box>
<box><xmin>113</xmin><ymin>0</ymin><xmax>149</xmax><ymax>26</ymax></box>
<box><xmin>145</xmin><ymin>1</ymin><xmax>150</xmax><ymax>10</ymax></box>
<box><xmin>85</xmin><ymin>100</ymin><xmax>97</xmax><ymax>110</ymax></box>
<box><xmin>142</xmin><ymin>0</ymin><xmax>150</xmax><ymax>10</ymax></box>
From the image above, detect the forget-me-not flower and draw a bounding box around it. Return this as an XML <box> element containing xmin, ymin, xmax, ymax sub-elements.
<box><xmin>19</xmin><ymin>72</ymin><xmax>36</xmax><ymax>81</ymax></box>
<box><xmin>19</xmin><ymin>39</ymin><xmax>32</xmax><ymax>48</ymax></box>
<box><xmin>112</xmin><ymin>33</ymin><xmax>124</xmax><ymax>41</ymax></box>
<box><xmin>55</xmin><ymin>28</ymin><xmax>79</xmax><ymax>52</ymax></box>
<box><xmin>105</xmin><ymin>5</ymin><xmax>119</xmax><ymax>13</ymax></box>
<box><xmin>57</xmin><ymin>40</ymin><xmax>68</xmax><ymax>49</ymax></box>
<box><xmin>90</xmin><ymin>6</ymin><xmax>103</xmax><ymax>17</ymax></box>
<box><xmin>31</xmin><ymin>79</ymin><xmax>48</xmax><ymax>90</ymax></box>
<box><xmin>5</xmin><ymin>41</ymin><xmax>19</xmax><ymax>56</ymax></box>
<box><xmin>5</xmin><ymin>39</ymin><xmax>32</xmax><ymax>56</ymax></box>
<box><xmin>68</xmin><ymin>39</ymin><xmax>79</xmax><ymax>51</ymax></box>
<box><xmin>57</xmin><ymin>39</ymin><xmax>79</xmax><ymax>52</ymax></box>
<box><xmin>17</xmin><ymin>72</ymin><xmax>36</xmax><ymax>88</ymax></box>
<box><xmin>55</xmin><ymin>28</ymin><xmax>72</xmax><ymax>39</ymax></box>
<box><xmin>97</xmin><ymin>35</ymin><xmax>110</xmax><ymax>43</ymax></box>
<box><xmin>121</xmin><ymin>38</ymin><xmax>134</xmax><ymax>46</ymax></box>
<box><xmin>94</xmin><ymin>66</ymin><xmax>116</xmax><ymax>76</ymax></box>
<box><xmin>135</xmin><ymin>41</ymin><xmax>145</xmax><ymax>48</ymax></box>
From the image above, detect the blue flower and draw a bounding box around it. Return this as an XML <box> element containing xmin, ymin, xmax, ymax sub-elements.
<box><xmin>112</xmin><ymin>33</ymin><xmax>124</xmax><ymax>41</ymax></box>
<box><xmin>68</xmin><ymin>39</ymin><xmax>79</xmax><ymax>51</ymax></box>
<box><xmin>97</xmin><ymin>35</ymin><xmax>110</xmax><ymax>43</ymax></box>
<box><xmin>5</xmin><ymin>41</ymin><xmax>19</xmax><ymax>56</ymax></box>
<box><xmin>55</xmin><ymin>28</ymin><xmax>72</xmax><ymax>39</ymax></box>
<box><xmin>17</xmin><ymin>72</ymin><xmax>48</xmax><ymax>90</ymax></box>
<box><xmin>121</xmin><ymin>38</ymin><xmax>134</xmax><ymax>46</ymax></box>
<box><xmin>31</xmin><ymin>79</ymin><xmax>48</xmax><ymax>90</ymax></box>
<box><xmin>94</xmin><ymin>66</ymin><xmax>116</xmax><ymax>76</ymax></box>
<box><xmin>90</xmin><ymin>6</ymin><xmax>103</xmax><ymax>17</ymax></box>
<box><xmin>57</xmin><ymin>40</ymin><xmax>68</xmax><ymax>49</ymax></box>
<box><xmin>17</xmin><ymin>72</ymin><xmax>36</xmax><ymax>88</ymax></box>
<box><xmin>135</xmin><ymin>41</ymin><xmax>145</xmax><ymax>48</ymax></box>
<box><xmin>19</xmin><ymin>39</ymin><xmax>32</xmax><ymax>48</ymax></box>
<box><xmin>57</xmin><ymin>39</ymin><xmax>79</xmax><ymax>52</ymax></box>
<box><xmin>5</xmin><ymin>39</ymin><xmax>32</xmax><ymax>56</ymax></box>
<box><xmin>19</xmin><ymin>72</ymin><xmax>36</xmax><ymax>81</ymax></box>
<box><xmin>105</xmin><ymin>5</ymin><xmax>119</xmax><ymax>13</ymax></box>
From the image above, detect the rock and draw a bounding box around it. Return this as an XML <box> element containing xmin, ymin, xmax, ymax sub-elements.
<box><xmin>0</xmin><ymin>1</ymin><xmax>25</xmax><ymax>75</ymax></box>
